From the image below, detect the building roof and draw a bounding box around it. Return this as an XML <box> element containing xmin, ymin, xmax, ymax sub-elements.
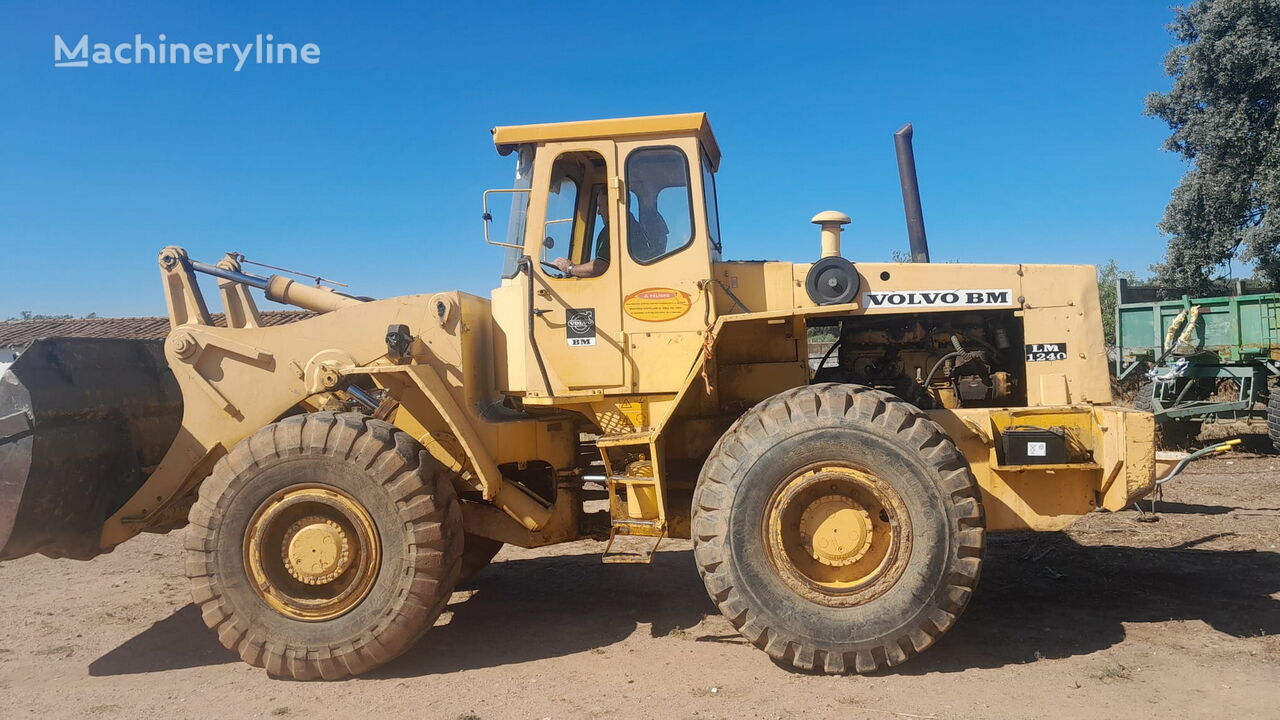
<box><xmin>491</xmin><ymin>112</ymin><xmax>721</xmax><ymax>169</ymax></box>
<box><xmin>0</xmin><ymin>311</ymin><xmax>314</xmax><ymax>349</ymax></box>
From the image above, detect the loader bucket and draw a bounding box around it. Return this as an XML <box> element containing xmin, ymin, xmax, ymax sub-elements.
<box><xmin>0</xmin><ymin>338</ymin><xmax>183</xmax><ymax>561</ymax></box>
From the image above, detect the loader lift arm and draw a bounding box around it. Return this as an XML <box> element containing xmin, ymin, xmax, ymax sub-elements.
<box><xmin>2</xmin><ymin>246</ymin><xmax>577</xmax><ymax>560</ymax></box>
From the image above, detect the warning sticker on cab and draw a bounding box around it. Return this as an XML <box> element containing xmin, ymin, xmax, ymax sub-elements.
<box><xmin>623</xmin><ymin>288</ymin><xmax>692</xmax><ymax>322</ymax></box>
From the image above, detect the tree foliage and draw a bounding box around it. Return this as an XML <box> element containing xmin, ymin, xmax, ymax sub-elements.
<box><xmin>4</xmin><ymin>311</ymin><xmax>96</xmax><ymax>321</ymax></box>
<box><xmin>1146</xmin><ymin>0</ymin><xmax>1280</xmax><ymax>294</ymax></box>
<box><xmin>1097</xmin><ymin>260</ymin><xmax>1138</xmax><ymax>347</ymax></box>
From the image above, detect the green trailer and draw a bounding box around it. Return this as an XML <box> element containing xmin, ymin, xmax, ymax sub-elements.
<box><xmin>1114</xmin><ymin>279</ymin><xmax>1279</xmax><ymax>448</ymax></box>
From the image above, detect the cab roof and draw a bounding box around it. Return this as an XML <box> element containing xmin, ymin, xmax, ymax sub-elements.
<box><xmin>491</xmin><ymin>112</ymin><xmax>721</xmax><ymax>170</ymax></box>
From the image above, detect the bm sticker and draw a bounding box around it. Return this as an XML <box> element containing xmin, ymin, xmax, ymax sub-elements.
<box><xmin>566</xmin><ymin>308</ymin><xmax>596</xmax><ymax>347</ymax></box>
<box><xmin>1025</xmin><ymin>343</ymin><xmax>1067</xmax><ymax>362</ymax></box>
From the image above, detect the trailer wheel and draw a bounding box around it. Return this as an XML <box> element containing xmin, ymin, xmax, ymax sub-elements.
<box><xmin>185</xmin><ymin>412</ymin><xmax>462</xmax><ymax>680</ymax></box>
<box><xmin>459</xmin><ymin>534</ymin><xmax>503</xmax><ymax>583</ymax></box>
<box><xmin>1267</xmin><ymin>381</ymin><xmax>1280</xmax><ymax>452</ymax></box>
<box><xmin>1136</xmin><ymin>381</ymin><xmax>1202</xmax><ymax>448</ymax></box>
<box><xmin>692</xmin><ymin>383</ymin><xmax>984</xmax><ymax>674</ymax></box>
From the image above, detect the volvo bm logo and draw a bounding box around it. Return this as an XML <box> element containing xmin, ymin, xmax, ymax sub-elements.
<box><xmin>566</xmin><ymin>309</ymin><xmax>596</xmax><ymax>347</ymax></box>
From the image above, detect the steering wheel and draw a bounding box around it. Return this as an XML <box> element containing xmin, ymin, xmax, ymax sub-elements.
<box><xmin>540</xmin><ymin>260</ymin><xmax>569</xmax><ymax>279</ymax></box>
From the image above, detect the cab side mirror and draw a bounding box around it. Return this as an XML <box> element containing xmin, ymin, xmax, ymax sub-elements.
<box><xmin>482</xmin><ymin>188</ymin><xmax>531</xmax><ymax>249</ymax></box>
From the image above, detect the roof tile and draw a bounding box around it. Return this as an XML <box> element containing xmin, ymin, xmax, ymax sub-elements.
<box><xmin>0</xmin><ymin>311</ymin><xmax>315</xmax><ymax>348</ymax></box>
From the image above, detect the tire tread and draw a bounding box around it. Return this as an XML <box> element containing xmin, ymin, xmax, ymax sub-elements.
<box><xmin>690</xmin><ymin>383</ymin><xmax>984</xmax><ymax>674</ymax></box>
<box><xmin>185</xmin><ymin>412</ymin><xmax>462</xmax><ymax>680</ymax></box>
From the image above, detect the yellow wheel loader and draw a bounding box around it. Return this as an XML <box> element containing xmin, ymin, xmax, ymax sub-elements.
<box><xmin>1</xmin><ymin>114</ymin><xmax>1176</xmax><ymax>679</ymax></box>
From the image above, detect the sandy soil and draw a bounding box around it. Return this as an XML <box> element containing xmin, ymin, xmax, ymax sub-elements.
<box><xmin>1</xmin><ymin>453</ymin><xmax>1277</xmax><ymax>720</ymax></box>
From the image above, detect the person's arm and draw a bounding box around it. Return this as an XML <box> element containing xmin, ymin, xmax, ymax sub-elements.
<box><xmin>550</xmin><ymin>256</ymin><xmax>608</xmax><ymax>278</ymax></box>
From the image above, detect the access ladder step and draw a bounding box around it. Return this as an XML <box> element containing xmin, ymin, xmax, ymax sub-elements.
<box><xmin>595</xmin><ymin>430</ymin><xmax>658</xmax><ymax>448</ymax></box>
<box><xmin>601</xmin><ymin>525</ymin><xmax>665</xmax><ymax>564</ymax></box>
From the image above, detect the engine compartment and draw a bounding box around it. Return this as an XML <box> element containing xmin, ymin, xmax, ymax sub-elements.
<box><xmin>809</xmin><ymin>310</ymin><xmax>1027</xmax><ymax>410</ymax></box>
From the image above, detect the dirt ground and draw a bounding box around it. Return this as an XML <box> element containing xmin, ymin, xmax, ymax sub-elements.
<box><xmin>1</xmin><ymin>450</ymin><xmax>1277</xmax><ymax>720</ymax></box>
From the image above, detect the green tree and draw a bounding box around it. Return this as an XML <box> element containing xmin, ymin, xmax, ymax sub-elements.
<box><xmin>4</xmin><ymin>311</ymin><xmax>95</xmax><ymax>321</ymax></box>
<box><xmin>1097</xmin><ymin>260</ymin><xmax>1137</xmax><ymax>347</ymax></box>
<box><xmin>6</xmin><ymin>311</ymin><xmax>72</xmax><ymax>321</ymax></box>
<box><xmin>1145</xmin><ymin>0</ymin><xmax>1280</xmax><ymax>294</ymax></box>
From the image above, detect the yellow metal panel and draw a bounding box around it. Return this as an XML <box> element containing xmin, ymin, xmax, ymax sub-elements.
<box><xmin>713</xmin><ymin>316</ymin><xmax>804</xmax><ymax>365</ymax></box>
<box><xmin>979</xmin><ymin>468</ymin><xmax>1098</xmax><ymax>531</ymax></box>
<box><xmin>1095</xmin><ymin>406</ymin><xmax>1156</xmax><ymax>511</ymax></box>
<box><xmin>927</xmin><ymin>407</ymin><xmax>1123</xmax><ymax>532</ymax></box>
<box><xmin>1121</xmin><ymin>409</ymin><xmax>1156</xmax><ymax>504</ymax></box>
<box><xmin>492</xmin><ymin>112</ymin><xmax>720</xmax><ymax>169</ymax></box>
<box><xmin>616</xmin><ymin>400</ymin><xmax>646</xmax><ymax>428</ymax></box>
<box><xmin>461</xmin><ymin>492</ymin><xmax>581</xmax><ymax>549</ymax></box>
<box><xmin>718</xmin><ymin>362</ymin><xmax>809</xmax><ymax>405</ymax></box>
<box><xmin>626</xmin><ymin>331</ymin><xmax>705</xmax><ymax>394</ymax></box>
<box><xmin>1020</xmin><ymin>264</ymin><xmax>1113</xmax><ymax>405</ymax></box>
<box><xmin>490</xmin><ymin>280</ymin><xmax>526</xmax><ymax>394</ymax></box>
<box><xmin>1038</xmin><ymin>373</ymin><xmax>1071</xmax><ymax>405</ymax></box>
<box><xmin>360</xmin><ymin>364</ymin><xmax>502</xmax><ymax>497</ymax></box>
<box><xmin>787</xmin><ymin>262</ymin><xmax>1026</xmax><ymax>312</ymax></box>
<box><xmin>712</xmin><ymin>261</ymin><xmax>796</xmax><ymax>315</ymax></box>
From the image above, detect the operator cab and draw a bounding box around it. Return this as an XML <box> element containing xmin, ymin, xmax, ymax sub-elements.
<box><xmin>483</xmin><ymin>114</ymin><xmax>723</xmax><ymax>399</ymax></box>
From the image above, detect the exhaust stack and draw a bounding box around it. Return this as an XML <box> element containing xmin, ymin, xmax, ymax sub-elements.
<box><xmin>893</xmin><ymin>123</ymin><xmax>931</xmax><ymax>263</ymax></box>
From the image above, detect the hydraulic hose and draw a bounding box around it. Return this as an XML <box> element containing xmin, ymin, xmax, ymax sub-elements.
<box><xmin>815</xmin><ymin>336</ymin><xmax>842</xmax><ymax>374</ymax></box>
<box><xmin>923</xmin><ymin>351</ymin><xmax>960</xmax><ymax>388</ymax></box>
<box><xmin>1155</xmin><ymin>438</ymin><xmax>1242</xmax><ymax>485</ymax></box>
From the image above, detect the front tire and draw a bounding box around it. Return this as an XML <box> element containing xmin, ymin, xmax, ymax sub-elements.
<box><xmin>691</xmin><ymin>384</ymin><xmax>984</xmax><ymax>674</ymax></box>
<box><xmin>185</xmin><ymin>412</ymin><xmax>463</xmax><ymax>680</ymax></box>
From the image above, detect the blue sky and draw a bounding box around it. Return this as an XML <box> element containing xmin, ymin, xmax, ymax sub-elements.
<box><xmin>1</xmin><ymin>1</ymin><xmax>1184</xmax><ymax>318</ymax></box>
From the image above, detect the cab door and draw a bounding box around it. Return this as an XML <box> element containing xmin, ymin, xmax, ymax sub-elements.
<box><xmin>614</xmin><ymin>138</ymin><xmax>718</xmax><ymax>394</ymax></box>
<box><xmin>524</xmin><ymin>141</ymin><xmax>625</xmax><ymax>395</ymax></box>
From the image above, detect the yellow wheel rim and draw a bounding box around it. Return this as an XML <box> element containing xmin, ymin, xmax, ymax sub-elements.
<box><xmin>244</xmin><ymin>485</ymin><xmax>380</xmax><ymax>622</ymax></box>
<box><xmin>764</xmin><ymin>465</ymin><xmax>912</xmax><ymax>607</ymax></box>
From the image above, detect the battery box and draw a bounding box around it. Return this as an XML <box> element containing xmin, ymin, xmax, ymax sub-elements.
<box><xmin>1000</xmin><ymin>426</ymin><xmax>1068</xmax><ymax>465</ymax></box>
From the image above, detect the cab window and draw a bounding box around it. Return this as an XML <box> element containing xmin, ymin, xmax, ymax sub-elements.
<box><xmin>701</xmin><ymin>149</ymin><xmax>722</xmax><ymax>259</ymax></box>
<box><xmin>539</xmin><ymin>151</ymin><xmax>610</xmax><ymax>275</ymax></box>
<box><xmin>625</xmin><ymin>147</ymin><xmax>694</xmax><ymax>264</ymax></box>
<box><xmin>540</xmin><ymin>172</ymin><xmax>578</xmax><ymax>266</ymax></box>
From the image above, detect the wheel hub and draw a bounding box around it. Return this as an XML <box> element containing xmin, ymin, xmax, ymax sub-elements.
<box><xmin>799</xmin><ymin>495</ymin><xmax>872</xmax><ymax>567</ymax></box>
<box><xmin>764</xmin><ymin>465</ymin><xmax>912</xmax><ymax>607</ymax></box>
<box><xmin>283</xmin><ymin>516</ymin><xmax>352</xmax><ymax>585</ymax></box>
<box><xmin>244</xmin><ymin>485</ymin><xmax>381</xmax><ymax>622</ymax></box>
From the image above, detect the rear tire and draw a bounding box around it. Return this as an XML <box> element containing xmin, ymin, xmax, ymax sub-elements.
<box><xmin>692</xmin><ymin>384</ymin><xmax>984</xmax><ymax>674</ymax></box>
<box><xmin>185</xmin><ymin>412</ymin><xmax>462</xmax><ymax>680</ymax></box>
